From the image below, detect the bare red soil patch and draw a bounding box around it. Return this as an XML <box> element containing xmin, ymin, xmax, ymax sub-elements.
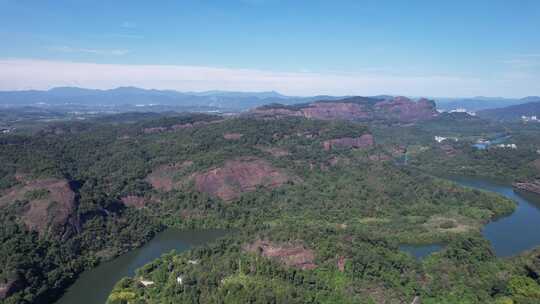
<box><xmin>323</xmin><ymin>134</ymin><xmax>374</xmax><ymax>151</ymax></box>
<box><xmin>192</xmin><ymin>158</ymin><xmax>293</xmax><ymax>201</ymax></box>
<box><xmin>146</xmin><ymin>161</ymin><xmax>194</xmax><ymax>191</ymax></box>
<box><xmin>337</xmin><ymin>256</ymin><xmax>346</xmax><ymax>272</ymax></box>
<box><xmin>0</xmin><ymin>178</ymin><xmax>77</xmax><ymax>236</ymax></box>
<box><xmin>514</xmin><ymin>179</ymin><xmax>540</xmax><ymax>195</ymax></box>
<box><xmin>223</xmin><ymin>133</ymin><xmax>243</xmax><ymax>140</ymax></box>
<box><xmin>301</xmin><ymin>102</ymin><xmax>369</xmax><ymax>120</ymax></box>
<box><xmin>245</xmin><ymin>240</ymin><xmax>317</xmax><ymax>270</ymax></box>
<box><xmin>251</xmin><ymin>97</ymin><xmax>437</xmax><ymax>123</ymax></box>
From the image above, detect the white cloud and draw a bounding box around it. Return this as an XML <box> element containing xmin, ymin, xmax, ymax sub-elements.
<box><xmin>0</xmin><ymin>58</ymin><xmax>538</xmax><ymax>97</ymax></box>
<box><xmin>49</xmin><ymin>46</ymin><xmax>130</xmax><ymax>56</ymax></box>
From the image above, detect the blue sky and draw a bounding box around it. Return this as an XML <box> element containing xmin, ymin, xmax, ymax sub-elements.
<box><xmin>0</xmin><ymin>0</ymin><xmax>539</xmax><ymax>97</ymax></box>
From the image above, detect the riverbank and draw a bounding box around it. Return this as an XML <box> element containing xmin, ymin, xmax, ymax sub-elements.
<box><xmin>54</xmin><ymin>228</ymin><xmax>229</xmax><ymax>304</ymax></box>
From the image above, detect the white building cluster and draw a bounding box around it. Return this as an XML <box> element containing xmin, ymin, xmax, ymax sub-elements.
<box><xmin>434</xmin><ymin>136</ymin><xmax>458</xmax><ymax>143</ymax></box>
<box><xmin>495</xmin><ymin>144</ymin><xmax>517</xmax><ymax>149</ymax></box>
<box><xmin>521</xmin><ymin>115</ymin><xmax>538</xmax><ymax>122</ymax></box>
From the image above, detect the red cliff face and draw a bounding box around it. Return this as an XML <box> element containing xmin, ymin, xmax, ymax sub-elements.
<box><xmin>250</xmin><ymin>96</ymin><xmax>437</xmax><ymax>123</ymax></box>
<box><xmin>301</xmin><ymin>102</ymin><xmax>369</xmax><ymax>120</ymax></box>
<box><xmin>323</xmin><ymin>134</ymin><xmax>374</xmax><ymax>151</ymax></box>
<box><xmin>0</xmin><ymin>178</ymin><xmax>77</xmax><ymax>237</ymax></box>
<box><xmin>373</xmin><ymin>96</ymin><xmax>437</xmax><ymax>122</ymax></box>
<box><xmin>146</xmin><ymin>161</ymin><xmax>194</xmax><ymax>191</ymax></box>
<box><xmin>513</xmin><ymin>179</ymin><xmax>540</xmax><ymax>195</ymax></box>
<box><xmin>223</xmin><ymin>133</ymin><xmax>243</xmax><ymax>140</ymax></box>
<box><xmin>192</xmin><ymin>158</ymin><xmax>293</xmax><ymax>201</ymax></box>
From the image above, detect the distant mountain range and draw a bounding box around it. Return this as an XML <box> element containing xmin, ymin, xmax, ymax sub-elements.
<box><xmin>477</xmin><ymin>98</ymin><xmax>540</xmax><ymax>121</ymax></box>
<box><xmin>0</xmin><ymin>87</ymin><xmax>537</xmax><ymax>113</ymax></box>
<box><xmin>434</xmin><ymin>96</ymin><xmax>539</xmax><ymax>111</ymax></box>
<box><xmin>0</xmin><ymin>87</ymin><xmax>343</xmax><ymax>111</ymax></box>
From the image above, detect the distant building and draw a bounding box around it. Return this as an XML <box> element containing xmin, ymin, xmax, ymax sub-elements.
<box><xmin>495</xmin><ymin>144</ymin><xmax>517</xmax><ymax>149</ymax></box>
<box><xmin>449</xmin><ymin>108</ymin><xmax>476</xmax><ymax>116</ymax></box>
<box><xmin>434</xmin><ymin>136</ymin><xmax>458</xmax><ymax>143</ymax></box>
<box><xmin>0</xmin><ymin>127</ymin><xmax>13</xmax><ymax>134</ymax></box>
<box><xmin>521</xmin><ymin>115</ymin><xmax>539</xmax><ymax>122</ymax></box>
<box><xmin>434</xmin><ymin>136</ymin><xmax>447</xmax><ymax>143</ymax></box>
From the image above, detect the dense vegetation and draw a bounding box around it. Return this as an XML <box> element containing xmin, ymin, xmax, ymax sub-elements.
<box><xmin>1</xmin><ymin>111</ymin><xmax>539</xmax><ymax>303</ymax></box>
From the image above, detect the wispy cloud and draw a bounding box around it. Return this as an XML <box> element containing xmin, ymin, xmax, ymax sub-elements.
<box><xmin>48</xmin><ymin>46</ymin><xmax>130</xmax><ymax>56</ymax></box>
<box><xmin>0</xmin><ymin>58</ymin><xmax>538</xmax><ymax>97</ymax></box>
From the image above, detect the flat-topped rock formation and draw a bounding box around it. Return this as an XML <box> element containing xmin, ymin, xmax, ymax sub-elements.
<box><xmin>250</xmin><ymin>96</ymin><xmax>437</xmax><ymax>123</ymax></box>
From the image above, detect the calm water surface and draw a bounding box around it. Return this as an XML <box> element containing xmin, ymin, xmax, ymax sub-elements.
<box><xmin>401</xmin><ymin>176</ymin><xmax>540</xmax><ymax>259</ymax></box>
<box><xmin>56</xmin><ymin>177</ymin><xmax>540</xmax><ymax>302</ymax></box>
<box><xmin>451</xmin><ymin>177</ymin><xmax>540</xmax><ymax>257</ymax></box>
<box><xmin>55</xmin><ymin>228</ymin><xmax>228</xmax><ymax>304</ymax></box>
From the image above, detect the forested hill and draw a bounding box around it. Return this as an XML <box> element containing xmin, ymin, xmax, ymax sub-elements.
<box><xmin>1</xmin><ymin>110</ymin><xmax>540</xmax><ymax>304</ymax></box>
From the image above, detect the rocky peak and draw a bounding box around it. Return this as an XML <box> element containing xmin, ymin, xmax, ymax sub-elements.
<box><xmin>250</xmin><ymin>96</ymin><xmax>437</xmax><ymax>122</ymax></box>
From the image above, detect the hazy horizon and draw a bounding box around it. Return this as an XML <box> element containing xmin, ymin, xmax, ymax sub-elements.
<box><xmin>1</xmin><ymin>1</ymin><xmax>539</xmax><ymax>97</ymax></box>
<box><xmin>0</xmin><ymin>83</ymin><xmax>537</xmax><ymax>100</ymax></box>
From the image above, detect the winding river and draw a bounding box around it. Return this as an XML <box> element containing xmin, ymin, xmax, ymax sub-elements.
<box><xmin>55</xmin><ymin>177</ymin><xmax>540</xmax><ymax>303</ymax></box>
<box><xmin>402</xmin><ymin>177</ymin><xmax>540</xmax><ymax>258</ymax></box>
<box><xmin>54</xmin><ymin>228</ymin><xmax>228</xmax><ymax>304</ymax></box>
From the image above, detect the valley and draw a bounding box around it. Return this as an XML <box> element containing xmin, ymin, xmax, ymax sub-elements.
<box><xmin>1</xmin><ymin>95</ymin><xmax>540</xmax><ymax>303</ymax></box>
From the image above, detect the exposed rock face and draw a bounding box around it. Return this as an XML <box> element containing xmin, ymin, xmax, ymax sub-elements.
<box><xmin>0</xmin><ymin>178</ymin><xmax>78</xmax><ymax>236</ymax></box>
<box><xmin>245</xmin><ymin>240</ymin><xmax>317</xmax><ymax>270</ymax></box>
<box><xmin>223</xmin><ymin>133</ymin><xmax>243</xmax><ymax>140</ymax></box>
<box><xmin>337</xmin><ymin>256</ymin><xmax>346</xmax><ymax>272</ymax></box>
<box><xmin>514</xmin><ymin>179</ymin><xmax>540</xmax><ymax>195</ymax></box>
<box><xmin>323</xmin><ymin>134</ymin><xmax>374</xmax><ymax>151</ymax></box>
<box><xmin>373</xmin><ymin>97</ymin><xmax>437</xmax><ymax>122</ymax></box>
<box><xmin>146</xmin><ymin>161</ymin><xmax>194</xmax><ymax>191</ymax></box>
<box><xmin>250</xmin><ymin>96</ymin><xmax>437</xmax><ymax>122</ymax></box>
<box><xmin>301</xmin><ymin>102</ymin><xmax>369</xmax><ymax>120</ymax></box>
<box><xmin>192</xmin><ymin>158</ymin><xmax>292</xmax><ymax>201</ymax></box>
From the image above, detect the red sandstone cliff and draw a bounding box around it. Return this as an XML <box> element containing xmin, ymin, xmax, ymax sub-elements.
<box><xmin>192</xmin><ymin>158</ymin><xmax>294</xmax><ymax>201</ymax></box>
<box><xmin>250</xmin><ymin>96</ymin><xmax>437</xmax><ymax>123</ymax></box>
<box><xmin>323</xmin><ymin>134</ymin><xmax>374</xmax><ymax>151</ymax></box>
